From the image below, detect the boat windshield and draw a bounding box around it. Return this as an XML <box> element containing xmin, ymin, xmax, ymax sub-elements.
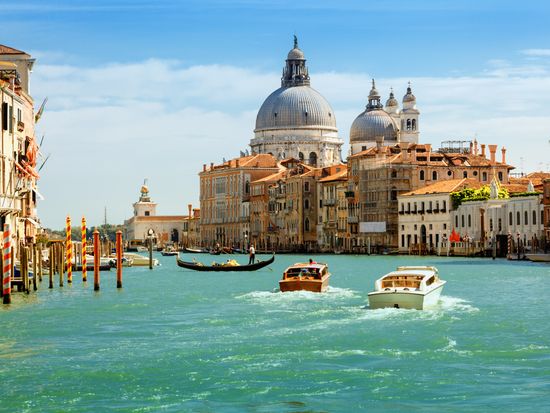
<box><xmin>285</xmin><ymin>266</ymin><xmax>322</xmax><ymax>279</ymax></box>
<box><xmin>381</xmin><ymin>275</ymin><xmax>422</xmax><ymax>289</ymax></box>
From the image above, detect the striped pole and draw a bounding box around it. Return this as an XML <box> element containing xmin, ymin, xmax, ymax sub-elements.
<box><xmin>3</xmin><ymin>224</ymin><xmax>11</xmax><ymax>304</ymax></box>
<box><xmin>66</xmin><ymin>216</ymin><xmax>72</xmax><ymax>283</ymax></box>
<box><xmin>116</xmin><ymin>231</ymin><xmax>122</xmax><ymax>288</ymax></box>
<box><xmin>81</xmin><ymin>217</ymin><xmax>87</xmax><ymax>281</ymax></box>
<box><xmin>507</xmin><ymin>232</ymin><xmax>512</xmax><ymax>260</ymax></box>
<box><xmin>93</xmin><ymin>230</ymin><xmax>100</xmax><ymax>291</ymax></box>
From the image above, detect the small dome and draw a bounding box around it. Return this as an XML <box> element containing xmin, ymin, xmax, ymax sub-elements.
<box><xmin>350</xmin><ymin>109</ymin><xmax>398</xmax><ymax>143</ymax></box>
<box><xmin>403</xmin><ymin>85</ymin><xmax>416</xmax><ymax>103</ymax></box>
<box><xmin>140</xmin><ymin>185</ymin><xmax>149</xmax><ymax>194</ymax></box>
<box><xmin>287</xmin><ymin>47</ymin><xmax>305</xmax><ymax>60</ymax></box>
<box><xmin>255</xmin><ymin>86</ymin><xmax>336</xmax><ymax>132</ymax></box>
<box><xmin>386</xmin><ymin>91</ymin><xmax>398</xmax><ymax>107</ymax></box>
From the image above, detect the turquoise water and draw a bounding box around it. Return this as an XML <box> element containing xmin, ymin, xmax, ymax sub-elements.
<box><xmin>1</xmin><ymin>254</ymin><xmax>549</xmax><ymax>412</ymax></box>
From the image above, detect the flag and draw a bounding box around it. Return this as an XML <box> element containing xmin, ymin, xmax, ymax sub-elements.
<box><xmin>34</xmin><ymin>97</ymin><xmax>48</xmax><ymax>123</ymax></box>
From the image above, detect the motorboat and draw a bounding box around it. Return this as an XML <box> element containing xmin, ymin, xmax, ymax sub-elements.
<box><xmin>124</xmin><ymin>253</ymin><xmax>159</xmax><ymax>267</ymax></box>
<box><xmin>279</xmin><ymin>262</ymin><xmax>330</xmax><ymax>293</ymax></box>
<box><xmin>368</xmin><ymin>266</ymin><xmax>445</xmax><ymax>310</ymax></box>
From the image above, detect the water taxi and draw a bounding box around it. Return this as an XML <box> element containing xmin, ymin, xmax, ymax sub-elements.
<box><xmin>279</xmin><ymin>262</ymin><xmax>330</xmax><ymax>293</ymax></box>
<box><xmin>367</xmin><ymin>266</ymin><xmax>446</xmax><ymax>310</ymax></box>
<box><xmin>124</xmin><ymin>253</ymin><xmax>159</xmax><ymax>267</ymax></box>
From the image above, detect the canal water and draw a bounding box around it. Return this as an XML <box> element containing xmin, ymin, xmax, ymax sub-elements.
<box><xmin>1</xmin><ymin>254</ymin><xmax>549</xmax><ymax>412</ymax></box>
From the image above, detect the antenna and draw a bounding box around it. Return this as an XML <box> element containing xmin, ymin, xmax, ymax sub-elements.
<box><xmin>104</xmin><ymin>206</ymin><xmax>108</xmax><ymax>226</ymax></box>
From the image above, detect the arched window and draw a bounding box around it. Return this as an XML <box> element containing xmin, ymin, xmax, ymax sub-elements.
<box><xmin>419</xmin><ymin>170</ymin><xmax>425</xmax><ymax>180</ymax></box>
<box><xmin>509</xmin><ymin>212</ymin><xmax>513</xmax><ymax>225</ymax></box>
<box><xmin>305</xmin><ymin>218</ymin><xmax>310</xmax><ymax>232</ymax></box>
<box><xmin>245</xmin><ymin>181</ymin><xmax>250</xmax><ymax>194</ymax></box>
<box><xmin>517</xmin><ymin>211</ymin><xmax>521</xmax><ymax>225</ymax></box>
<box><xmin>524</xmin><ymin>211</ymin><xmax>528</xmax><ymax>225</ymax></box>
<box><xmin>533</xmin><ymin>210</ymin><xmax>537</xmax><ymax>225</ymax></box>
<box><xmin>455</xmin><ymin>216</ymin><xmax>459</xmax><ymax>227</ymax></box>
<box><xmin>461</xmin><ymin>215</ymin><xmax>465</xmax><ymax>227</ymax></box>
<box><xmin>432</xmin><ymin>171</ymin><xmax>438</xmax><ymax>180</ymax></box>
<box><xmin>391</xmin><ymin>169</ymin><xmax>397</xmax><ymax>178</ymax></box>
<box><xmin>298</xmin><ymin>152</ymin><xmax>304</xmax><ymax>161</ymax></box>
<box><xmin>463</xmin><ymin>171</ymin><xmax>468</xmax><ymax>178</ymax></box>
<box><xmin>482</xmin><ymin>172</ymin><xmax>487</xmax><ymax>181</ymax></box>
<box><xmin>304</xmin><ymin>199</ymin><xmax>310</xmax><ymax>210</ymax></box>
<box><xmin>412</xmin><ymin>119</ymin><xmax>417</xmax><ymax>131</ymax></box>
<box><xmin>390</xmin><ymin>187</ymin><xmax>397</xmax><ymax>201</ymax></box>
<box><xmin>406</xmin><ymin>119</ymin><xmax>412</xmax><ymax>131</ymax></box>
<box><xmin>498</xmin><ymin>171</ymin><xmax>503</xmax><ymax>181</ymax></box>
<box><xmin>304</xmin><ymin>181</ymin><xmax>309</xmax><ymax>192</ymax></box>
<box><xmin>468</xmin><ymin>214</ymin><xmax>471</xmax><ymax>227</ymax></box>
<box><xmin>309</xmin><ymin>152</ymin><xmax>317</xmax><ymax>166</ymax></box>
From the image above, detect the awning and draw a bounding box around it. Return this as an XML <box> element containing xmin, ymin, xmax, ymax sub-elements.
<box><xmin>25</xmin><ymin>217</ymin><xmax>41</xmax><ymax>228</ymax></box>
<box><xmin>33</xmin><ymin>188</ymin><xmax>45</xmax><ymax>200</ymax></box>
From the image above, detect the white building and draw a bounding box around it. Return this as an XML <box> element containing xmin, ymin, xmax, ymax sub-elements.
<box><xmin>398</xmin><ymin>179</ymin><xmax>482</xmax><ymax>253</ymax></box>
<box><xmin>123</xmin><ymin>185</ymin><xmax>187</xmax><ymax>248</ymax></box>
<box><xmin>250</xmin><ymin>37</ymin><xmax>343</xmax><ymax>167</ymax></box>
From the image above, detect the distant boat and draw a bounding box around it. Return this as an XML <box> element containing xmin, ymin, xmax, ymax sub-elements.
<box><xmin>176</xmin><ymin>254</ymin><xmax>274</xmax><ymax>272</ymax></box>
<box><xmin>185</xmin><ymin>247</ymin><xmax>208</xmax><ymax>254</ymax></box>
<box><xmin>124</xmin><ymin>253</ymin><xmax>159</xmax><ymax>267</ymax></box>
<box><xmin>160</xmin><ymin>246</ymin><xmax>178</xmax><ymax>256</ymax></box>
<box><xmin>525</xmin><ymin>253</ymin><xmax>550</xmax><ymax>263</ymax></box>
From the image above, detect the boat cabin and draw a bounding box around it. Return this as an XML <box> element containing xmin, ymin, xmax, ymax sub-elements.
<box><xmin>376</xmin><ymin>266</ymin><xmax>439</xmax><ymax>292</ymax></box>
<box><xmin>283</xmin><ymin>263</ymin><xmax>328</xmax><ymax>281</ymax></box>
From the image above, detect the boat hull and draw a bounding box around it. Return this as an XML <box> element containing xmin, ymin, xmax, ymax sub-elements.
<box><xmin>176</xmin><ymin>255</ymin><xmax>274</xmax><ymax>272</ymax></box>
<box><xmin>368</xmin><ymin>283</ymin><xmax>445</xmax><ymax>310</ymax></box>
<box><xmin>279</xmin><ymin>276</ymin><xmax>330</xmax><ymax>293</ymax></box>
<box><xmin>525</xmin><ymin>254</ymin><xmax>550</xmax><ymax>263</ymax></box>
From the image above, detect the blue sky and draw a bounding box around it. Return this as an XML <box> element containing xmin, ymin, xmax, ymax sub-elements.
<box><xmin>2</xmin><ymin>0</ymin><xmax>550</xmax><ymax>228</ymax></box>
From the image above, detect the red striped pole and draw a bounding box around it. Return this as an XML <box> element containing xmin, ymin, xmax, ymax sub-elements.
<box><xmin>81</xmin><ymin>217</ymin><xmax>87</xmax><ymax>281</ymax></box>
<box><xmin>66</xmin><ymin>216</ymin><xmax>72</xmax><ymax>283</ymax></box>
<box><xmin>116</xmin><ymin>231</ymin><xmax>122</xmax><ymax>288</ymax></box>
<box><xmin>3</xmin><ymin>224</ymin><xmax>12</xmax><ymax>304</ymax></box>
<box><xmin>93</xmin><ymin>230</ymin><xmax>100</xmax><ymax>291</ymax></box>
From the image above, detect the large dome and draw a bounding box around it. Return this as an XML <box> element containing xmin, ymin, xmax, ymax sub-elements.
<box><xmin>255</xmin><ymin>86</ymin><xmax>337</xmax><ymax>132</ymax></box>
<box><xmin>350</xmin><ymin>109</ymin><xmax>398</xmax><ymax>142</ymax></box>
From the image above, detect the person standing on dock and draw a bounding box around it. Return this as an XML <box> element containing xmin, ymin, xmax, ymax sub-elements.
<box><xmin>248</xmin><ymin>245</ymin><xmax>256</xmax><ymax>264</ymax></box>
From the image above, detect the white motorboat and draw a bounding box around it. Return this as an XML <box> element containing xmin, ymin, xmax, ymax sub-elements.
<box><xmin>368</xmin><ymin>266</ymin><xmax>446</xmax><ymax>310</ymax></box>
<box><xmin>124</xmin><ymin>253</ymin><xmax>159</xmax><ymax>267</ymax></box>
<box><xmin>525</xmin><ymin>253</ymin><xmax>550</xmax><ymax>263</ymax></box>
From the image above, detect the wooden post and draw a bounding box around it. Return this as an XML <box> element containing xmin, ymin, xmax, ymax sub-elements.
<box><xmin>48</xmin><ymin>244</ymin><xmax>53</xmax><ymax>288</ymax></box>
<box><xmin>38</xmin><ymin>244</ymin><xmax>43</xmax><ymax>282</ymax></box>
<box><xmin>149</xmin><ymin>236</ymin><xmax>153</xmax><ymax>270</ymax></box>
<box><xmin>22</xmin><ymin>246</ymin><xmax>29</xmax><ymax>293</ymax></box>
<box><xmin>81</xmin><ymin>217</ymin><xmax>87</xmax><ymax>282</ymax></box>
<box><xmin>59</xmin><ymin>242</ymin><xmax>64</xmax><ymax>287</ymax></box>
<box><xmin>116</xmin><ymin>231</ymin><xmax>122</xmax><ymax>288</ymax></box>
<box><xmin>93</xmin><ymin>230</ymin><xmax>100</xmax><ymax>291</ymax></box>
<box><xmin>2</xmin><ymin>224</ymin><xmax>12</xmax><ymax>304</ymax></box>
<box><xmin>31</xmin><ymin>246</ymin><xmax>37</xmax><ymax>291</ymax></box>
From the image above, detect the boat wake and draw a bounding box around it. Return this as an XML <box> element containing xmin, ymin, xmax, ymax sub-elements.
<box><xmin>236</xmin><ymin>286</ymin><xmax>359</xmax><ymax>303</ymax></box>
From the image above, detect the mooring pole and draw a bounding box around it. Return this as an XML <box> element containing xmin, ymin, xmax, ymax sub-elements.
<box><xmin>116</xmin><ymin>231</ymin><xmax>122</xmax><ymax>288</ymax></box>
<box><xmin>93</xmin><ymin>230</ymin><xmax>100</xmax><ymax>291</ymax></box>
<box><xmin>81</xmin><ymin>217</ymin><xmax>87</xmax><ymax>282</ymax></box>
<box><xmin>2</xmin><ymin>224</ymin><xmax>11</xmax><ymax>304</ymax></box>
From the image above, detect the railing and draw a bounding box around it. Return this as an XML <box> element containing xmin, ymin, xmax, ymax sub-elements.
<box><xmin>323</xmin><ymin>199</ymin><xmax>336</xmax><ymax>206</ymax></box>
<box><xmin>347</xmin><ymin>216</ymin><xmax>359</xmax><ymax>223</ymax></box>
<box><xmin>426</xmin><ymin>209</ymin><xmax>433</xmax><ymax>213</ymax></box>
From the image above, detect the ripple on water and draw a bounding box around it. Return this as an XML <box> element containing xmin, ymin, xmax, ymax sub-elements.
<box><xmin>235</xmin><ymin>286</ymin><xmax>360</xmax><ymax>303</ymax></box>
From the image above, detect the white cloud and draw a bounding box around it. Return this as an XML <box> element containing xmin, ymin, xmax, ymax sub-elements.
<box><xmin>32</xmin><ymin>56</ymin><xmax>550</xmax><ymax>228</ymax></box>
<box><xmin>521</xmin><ymin>49</ymin><xmax>550</xmax><ymax>57</ymax></box>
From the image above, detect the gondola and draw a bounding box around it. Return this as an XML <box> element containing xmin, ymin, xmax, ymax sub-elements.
<box><xmin>176</xmin><ymin>254</ymin><xmax>275</xmax><ymax>272</ymax></box>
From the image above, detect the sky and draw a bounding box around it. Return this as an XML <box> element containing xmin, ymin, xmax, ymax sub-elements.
<box><xmin>1</xmin><ymin>0</ymin><xmax>550</xmax><ymax>228</ymax></box>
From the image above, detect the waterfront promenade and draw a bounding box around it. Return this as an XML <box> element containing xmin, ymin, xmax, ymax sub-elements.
<box><xmin>1</xmin><ymin>253</ymin><xmax>549</xmax><ymax>412</ymax></box>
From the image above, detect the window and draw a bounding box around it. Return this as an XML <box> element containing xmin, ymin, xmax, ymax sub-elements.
<box><xmin>482</xmin><ymin>172</ymin><xmax>487</xmax><ymax>181</ymax></box>
<box><xmin>447</xmin><ymin>170</ymin><xmax>452</xmax><ymax>177</ymax></box>
<box><xmin>455</xmin><ymin>216</ymin><xmax>459</xmax><ymax>227</ymax></box>
<box><xmin>391</xmin><ymin>170</ymin><xmax>397</xmax><ymax>178</ymax></box>
<box><xmin>524</xmin><ymin>211</ymin><xmax>528</xmax><ymax>225</ymax></box>
<box><xmin>461</xmin><ymin>215</ymin><xmax>465</xmax><ymax>227</ymax></box>
<box><xmin>304</xmin><ymin>181</ymin><xmax>310</xmax><ymax>192</ymax></box>
<box><xmin>407</xmin><ymin>119</ymin><xmax>412</xmax><ymax>131</ymax></box>
<box><xmin>517</xmin><ymin>211</ymin><xmax>520</xmax><ymax>225</ymax></box>
<box><xmin>305</xmin><ymin>218</ymin><xmax>310</xmax><ymax>232</ymax></box>
<box><xmin>498</xmin><ymin>171</ymin><xmax>503</xmax><ymax>181</ymax></box>
<box><xmin>304</xmin><ymin>199</ymin><xmax>309</xmax><ymax>210</ymax></box>
<box><xmin>145</xmin><ymin>211</ymin><xmax>150</xmax><ymax>216</ymax></box>
<box><xmin>468</xmin><ymin>214</ymin><xmax>471</xmax><ymax>227</ymax></box>
<box><xmin>412</xmin><ymin>119</ymin><xmax>417</xmax><ymax>131</ymax></box>
<box><xmin>419</xmin><ymin>170</ymin><xmax>425</xmax><ymax>180</ymax></box>
<box><xmin>390</xmin><ymin>187</ymin><xmax>397</xmax><ymax>201</ymax></box>
<box><xmin>463</xmin><ymin>171</ymin><xmax>468</xmax><ymax>178</ymax></box>
<box><xmin>432</xmin><ymin>171</ymin><xmax>438</xmax><ymax>180</ymax></box>
<box><xmin>309</xmin><ymin>152</ymin><xmax>317</xmax><ymax>166</ymax></box>
<box><xmin>443</xmin><ymin>200</ymin><xmax>447</xmax><ymax>211</ymax></box>
<box><xmin>533</xmin><ymin>210</ymin><xmax>537</xmax><ymax>225</ymax></box>
<box><xmin>509</xmin><ymin>212</ymin><xmax>513</xmax><ymax>226</ymax></box>
<box><xmin>298</xmin><ymin>152</ymin><xmax>304</xmax><ymax>161</ymax></box>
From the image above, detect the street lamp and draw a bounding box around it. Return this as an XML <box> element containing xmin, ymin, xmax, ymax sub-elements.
<box><xmin>148</xmin><ymin>228</ymin><xmax>154</xmax><ymax>269</ymax></box>
<box><xmin>244</xmin><ymin>233</ymin><xmax>248</xmax><ymax>252</ymax></box>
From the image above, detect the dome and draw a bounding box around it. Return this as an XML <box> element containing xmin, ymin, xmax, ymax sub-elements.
<box><xmin>385</xmin><ymin>90</ymin><xmax>398</xmax><ymax>107</ymax></box>
<box><xmin>403</xmin><ymin>85</ymin><xmax>416</xmax><ymax>103</ymax></box>
<box><xmin>287</xmin><ymin>47</ymin><xmax>305</xmax><ymax>60</ymax></box>
<box><xmin>255</xmin><ymin>86</ymin><xmax>337</xmax><ymax>132</ymax></box>
<box><xmin>350</xmin><ymin>109</ymin><xmax>398</xmax><ymax>142</ymax></box>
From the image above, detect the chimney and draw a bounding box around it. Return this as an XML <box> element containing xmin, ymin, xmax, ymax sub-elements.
<box><xmin>203</xmin><ymin>164</ymin><xmax>206</xmax><ymax>172</ymax></box>
<box><xmin>480</xmin><ymin>144</ymin><xmax>486</xmax><ymax>158</ymax></box>
<box><xmin>400</xmin><ymin>142</ymin><xmax>410</xmax><ymax>161</ymax></box>
<box><xmin>188</xmin><ymin>204</ymin><xmax>192</xmax><ymax>218</ymax></box>
<box><xmin>501</xmin><ymin>147</ymin><xmax>507</xmax><ymax>164</ymax></box>
<box><xmin>469</xmin><ymin>141</ymin><xmax>473</xmax><ymax>154</ymax></box>
<box><xmin>426</xmin><ymin>143</ymin><xmax>432</xmax><ymax>161</ymax></box>
<box><xmin>474</xmin><ymin>139</ymin><xmax>478</xmax><ymax>155</ymax></box>
<box><xmin>236</xmin><ymin>158</ymin><xmax>239</xmax><ymax>167</ymax></box>
<box><xmin>210</xmin><ymin>162</ymin><xmax>214</xmax><ymax>170</ymax></box>
<box><xmin>375</xmin><ymin>136</ymin><xmax>384</xmax><ymax>152</ymax></box>
<box><xmin>488</xmin><ymin>144</ymin><xmax>497</xmax><ymax>163</ymax></box>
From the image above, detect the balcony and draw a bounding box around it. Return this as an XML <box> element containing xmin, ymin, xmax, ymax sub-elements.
<box><xmin>433</xmin><ymin>208</ymin><xmax>439</xmax><ymax>213</ymax></box>
<box><xmin>426</xmin><ymin>209</ymin><xmax>433</xmax><ymax>213</ymax></box>
<box><xmin>324</xmin><ymin>199</ymin><xmax>336</xmax><ymax>206</ymax></box>
<box><xmin>418</xmin><ymin>209</ymin><xmax>425</xmax><ymax>214</ymax></box>
<box><xmin>347</xmin><ymin>216</ymin><xmax>359</xmax><ymax>223</ymax></box>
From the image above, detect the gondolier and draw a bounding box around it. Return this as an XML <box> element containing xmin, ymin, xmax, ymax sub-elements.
<box><xmin>248</xmin><ymin>245</ymin><xmax>256</xmax><ymax>264</ymax></box>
